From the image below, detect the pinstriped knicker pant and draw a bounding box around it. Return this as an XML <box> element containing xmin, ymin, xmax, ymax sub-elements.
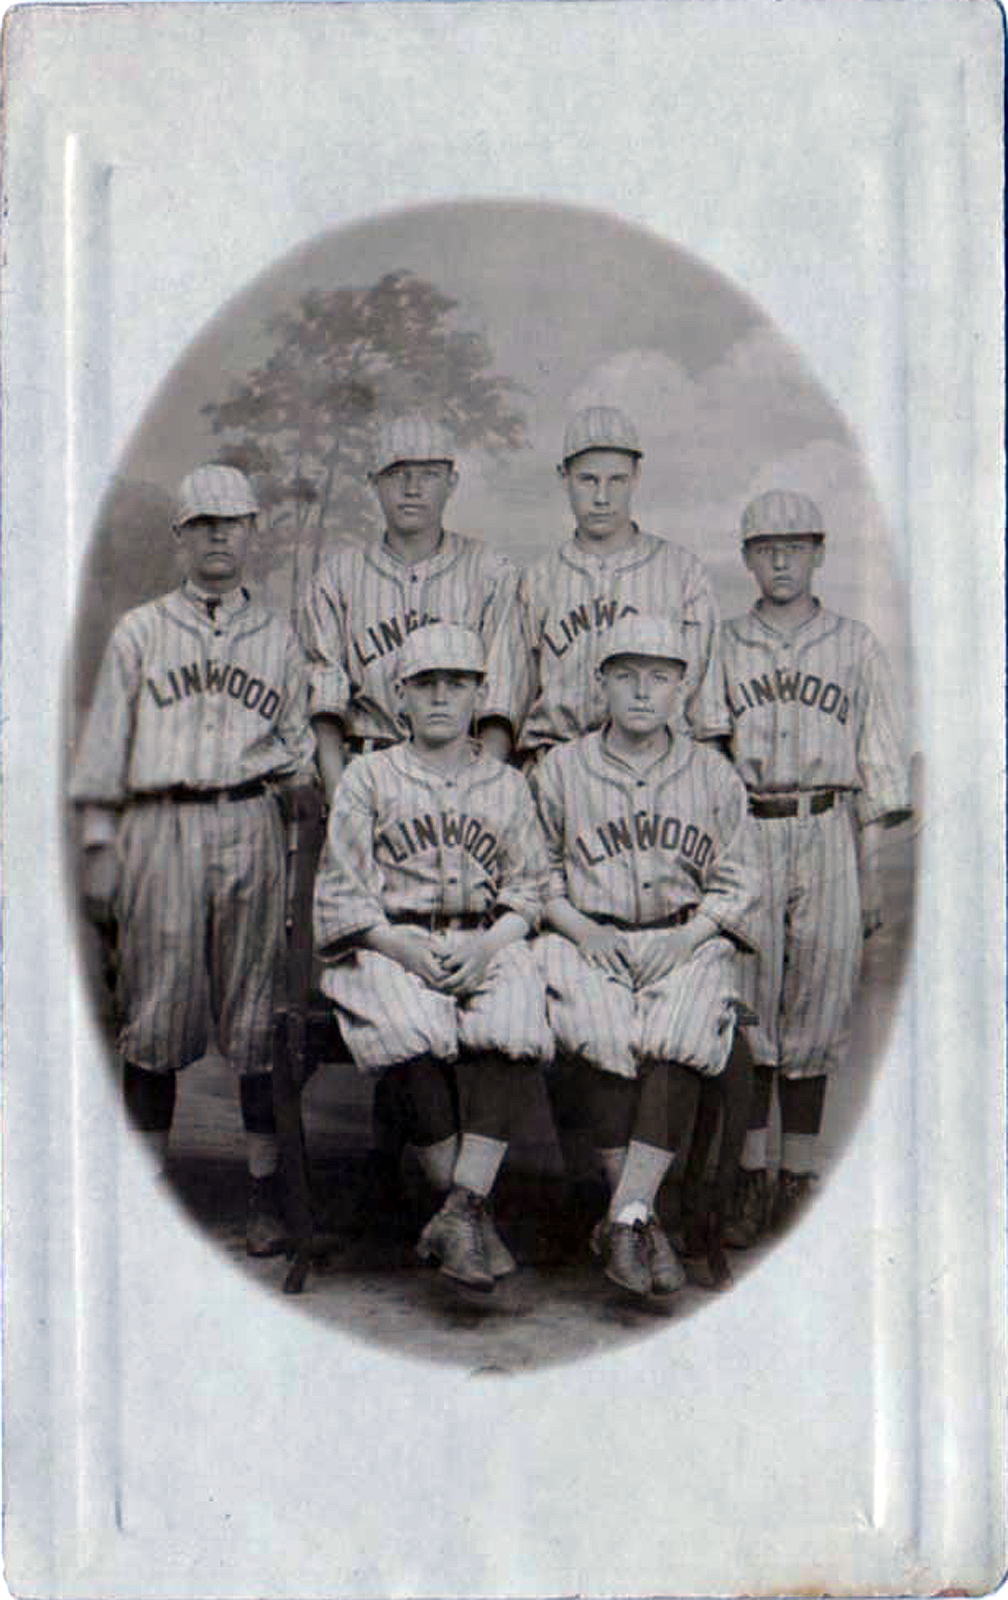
<box><xmin>538</xmin><ymin>931</ymin><xmax>748</xmax><ymax>1081</ymax></box>
<box><xmin>320</xmin><ymin>936</ymin><xmax>553</xmax><ymax>1074</ymax></box>
<box><xmin>742</xmin><ymin>800</ymin><xmax>861</xmax><ymax>1078</ymax></box>
<box><xmin>114</xmin><ymin>794</ymin><xmax>285</xmax><ymax>1074</ymax></box>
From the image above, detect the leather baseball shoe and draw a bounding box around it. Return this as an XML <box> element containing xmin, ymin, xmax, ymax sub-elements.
<box><xmin>645</xmin><ymin>1214</ymin><xmax>687</xmax><ymax>1294</ymax></box>
<box><xmin>723</xmin><ymin>1167</ymin><xmax>774</xmax><ymax>1249</ymax></box>
<box><xmin>478</xmin><ymin>1200</ymin><xmax>517</xmax><ymax>1278</ymax></box>
<box><xmin>604</xmin><ymin>1220</ymin><xmax>654</xmax><ymax>1297</ymax></box>
<box><xmin>771</xmin><ymin>1169</ymin><xmax>817</xmax><ymax>1233</ymax></box>
<box><xmin>416</xmin><ymin>1187</ymin><xmax>494</xmax><ymax>1291</ymax></box>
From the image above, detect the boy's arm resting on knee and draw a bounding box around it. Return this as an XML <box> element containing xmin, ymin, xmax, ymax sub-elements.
<box><xmin>362</xmin><ymin>924</ymin><xmax>444</xmax><ymax>986</ymax></box>
<box><xmin>544</xmin><ymin>897</ymin><xmax>600</xmax><ymax>944</ymax></box>
<box><xmin>431</xmin><ymin>912</ymin><xmax>531</xmax><ymax>997</ymax></box>
<box><xmin>543</xmin><ymin>898</ymin><xmax>628</xmax><ymax>976</ymax></box>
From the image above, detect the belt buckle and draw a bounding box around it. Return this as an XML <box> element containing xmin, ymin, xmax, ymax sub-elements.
<box><xmin>796</xmin><ymin>793</ymin><xmax>813</xmax><ymax>821</ymax></box>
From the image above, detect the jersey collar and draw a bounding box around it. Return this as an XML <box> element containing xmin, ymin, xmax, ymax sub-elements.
<box><xmin>739</xmin><ymin>597</ymin><xmax>836</xmax><ymax>647</ymax></box>
<box><xmin>558</xmin><ymin>524</ymin><xmax>657</xmax><ymax>578</ymax></box>
<box><xmin>580</xmin><ymin>725</ymin><xmax>695</xmax><ymax>787</ymax></box>
<box><xmin>367</xmin><ymin>528</ymin><xmax>462</xmax><ymax>581</ymax></box>
<box><xmin>386</xmin><ymin>736</ymin><xmax>485</xmax><ymax>787</ymax></box>
<box><xmin>179</xmin><ymin>580</ymin><xmax>250</xmax><ymax>625</ymax></box>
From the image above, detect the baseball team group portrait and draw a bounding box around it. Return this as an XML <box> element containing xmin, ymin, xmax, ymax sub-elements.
<box><xmin>67</xmin><ymin>201</ymin><xmax>918</xmax><ymax>1367</ymax></box>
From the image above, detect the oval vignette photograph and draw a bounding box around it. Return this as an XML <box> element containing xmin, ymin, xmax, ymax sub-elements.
<box><xmin>66</xmin><ymin>200</ymin><xmax>918</xmax><ymax>1371</ymax></box>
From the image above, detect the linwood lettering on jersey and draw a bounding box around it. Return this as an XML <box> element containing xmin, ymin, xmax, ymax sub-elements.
<box><xmin>353</xmin><ymin>610</ymin><xmax>441</xmax><ymax>668</ymax></box>
<box><xmin>576</xmin><ymin>810</ymin><xmax>712</xmax><ymax>870</ymax></box>
<box><xmin>728</xmin><ymin>669</ymin><xmax>850</xmax><ymax>723</ymax></box>
<box><xmin>542</xmin><ymin>598</ymin><xmax>640</xmax><ymax>658</ymax></box>
<box><xmin>146</xmin><ymin>661</ymin><xmax>282</xmax><ymax>720</ymax></box>
<box><xmin>376</xmin><ymin>813</ymin><xmax>501</xmax><ymax>873</ymax></box>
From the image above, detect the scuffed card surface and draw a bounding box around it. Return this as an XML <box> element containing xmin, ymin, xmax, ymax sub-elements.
<box><xmin>2</xmin><ymin>3</ymin><xmax>1003</xmax><ymax>1594</ymax></box>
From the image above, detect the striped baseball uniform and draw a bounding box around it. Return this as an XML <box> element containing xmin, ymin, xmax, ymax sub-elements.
<box><xmin>490</xmin><ymin>529</ymin><xmax>728</xmax><ymax>759</ymax></box>
<box><xmin>299</xmin><ymin>533</ymin><xmax>522</xmax><ymax>743</ymax></box>
<box><xmin>313</xmin><ymin>742</ymin><xmax>552</xmax><ymax>1072</ymax></box>
<box><xmin>68</xmin><ymin>580</ymin><xmax>316</xmax><ymax>1074</ymax></box>
<box><xmin>532</xmin><ymin>731</ymin><xmax>759</xmax><ymax>1080</ymax></box>
<box><xmin>720</xmin><ymin>601</ymin><xmax>911</xmax><ymax>1076</ymax></box>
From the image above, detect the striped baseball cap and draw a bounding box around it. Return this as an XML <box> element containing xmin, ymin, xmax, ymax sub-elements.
<box><xmin>397</xmin><ymin>623</ymin><xmax>485</xmax><ymax>681</ymax></box>
<box><xmin>598</xmin><ymin>616</ymin><xmax>687</xmax><ymax>669</ymax></box>
<box><xmin>372</xmin><ymin>413</ymin><xmax>457</xmax><ymax>476</ymax></box>
<box><xmin>561</xmin><ymin>406</ymin><xmax>642</xmax><ymax>465</ymax></box>
<box><xmin>741</xmin><ymin>490</ymin><xmax>825</xmax><ymax>543</ymax></box>
<box><xmin>175</xmin><ymin>464</ymin><xmax>259</xmax><ymax>526</ymax></box>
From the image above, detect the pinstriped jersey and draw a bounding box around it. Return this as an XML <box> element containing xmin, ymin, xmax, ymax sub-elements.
<box><xmin>68</xmin><ymin>582</ymin><xmax>315</xmax><ymax>806</ymax></box>
<box><xmin>720</xmin><ymin>603</ymin><xmax>911</xmax><ymax>825</ymax></box>
<box><xmin>531</xmin><ymin>730</ymin><xmax>759</xmax><ymax>946</ymax></box>
<box><xmin>300</xmin><ymin>531</ymin><xmax>522</xmax><ymax>741</ymax></box>
<box><xmin>314</xmin><ymin>741</ymin><xmax>547</xmax><ymax>951</ymax></box>
<box><xmin>490</xmin><ymin>528</ymin><xmax>728</xmax><ymax>756</ymax></box>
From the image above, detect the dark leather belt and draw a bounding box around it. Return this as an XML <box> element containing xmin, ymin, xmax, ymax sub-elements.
<box><xmin>140</xmin><ymin>780</ymin><xmax>269</xmax><ymax>804</ymax></box>
<box><xmin>749</xmin><ymin>790</ymin><xmax>837</xmax><ymax>819</ymax></box>
<box><xmin>587</xmin><ymin>908</ymin><xmax>693</xmax><ymax>931</ymax></box>
<box><xmin>386</xmin><ymin>910</ymin><xmax>489</xmax><ymax>932</ymax></box>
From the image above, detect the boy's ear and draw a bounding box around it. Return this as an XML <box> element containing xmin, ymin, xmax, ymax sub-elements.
<box><xmin>474</xmin><ymin>678</ymin><xmax>488</xmax><ymax>711</ymax></box>
<box><xmin>812</xmin><ymin>540</ymin><xmax>825</xmax><ymax>569</ymax></box>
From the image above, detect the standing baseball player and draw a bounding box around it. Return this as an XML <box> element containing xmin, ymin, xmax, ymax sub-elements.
<box><xmin>532</xmin><ymin>617</ymin><xmax>760</xmax><ymax>1296</ymax></box>
<box><xmin>491</xmin><ymin>406</ymin><xmax>729</xmax><ymax>763</ymax></box>
<box><xmin>312</xmin><ymin>623</ymin><xmax>552</xmax><ymax>1291</ymax></box>
<box><xmin>300</xmin><ymin>412</ymin><xmax>521</xmax><ymax>802</ymax></box>
<box><xmin>69</xmin><ymin>464</ymin><xmax>316</xmax><ymax>1255</ymax></box>
<box><xmin>720</xmin><ymin>490</ymin><xmax>912</xmax><ymax>1239</ymax></box>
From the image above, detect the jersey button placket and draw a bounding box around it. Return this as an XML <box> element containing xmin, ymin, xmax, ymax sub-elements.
<box><xmin>441</xmin><ymin>776</ymin><xmax>461</xmax><ymax>914</ymax></box>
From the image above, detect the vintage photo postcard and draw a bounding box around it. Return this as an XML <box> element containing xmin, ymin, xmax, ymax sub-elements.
<box><xmin>2</xmin><ymin>2</ymin><xmax>1004</xmax><ymax>1594</ymax></box>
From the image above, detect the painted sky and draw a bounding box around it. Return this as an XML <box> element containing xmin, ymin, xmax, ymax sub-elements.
<box><xmin>111</xmin><ymin>200</ymin><xmax>912</xmax><ymax>716</ymax></box>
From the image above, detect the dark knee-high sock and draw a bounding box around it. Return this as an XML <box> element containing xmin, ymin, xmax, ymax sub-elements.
<box><xmin>396</xmin><ymin>1055</ymin><xmax>459</xmax><ymax>1192</ymax></box>
<box><xmin>240</xmin><ymin>1070</ymin><xmax>279</xmax><ymax>1178</ymax></box>
<box><xmin>778</xmin><ymin>1073</ymin><xmax>827</xmax><ymax>1175</ymax></box>
<box><xmin>583</xmin><ymin>1066</ymin><xmax>636</xmax><ymax>1192</ymax></box>
<box><xmin>609</xmin><ymin>1061</ymin><xmax>700</xmax><ymax>1223</ymax></box>
<box><xmin>740</xmin><ymin>1061</ymin><xmax>775</xmax><ymax>1170</ymax></box>
<box><xmin>453</xmin><ymin>1051</ymin><xmax>539</xmax><ymax>1198</ymax></box>
<box><xmin>123</xmin><ymin>1061</ymin><xmax>176</xmax><ymax>1171</ymax></box>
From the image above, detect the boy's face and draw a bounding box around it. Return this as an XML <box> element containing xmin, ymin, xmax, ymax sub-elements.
<box><xmin>744</xmin><ymin>535</ymin><xmax>824</xmax><ymax>604</ymax></box>
<box><xmin>561</xmin><ymin>449</ymin><xmax>640</xmax><ymax>542</ymax></box>
<box><xmin>599</xmin><ymin>654</ymin><xmax>685</xmax><ymax>737</ymax></box>
<box><xmin>398</xmin><ymin>669</ymin><xmax>485</xmax><ymax>746</ymax></box>
<box><xmin>372</xmin><ymin>459</ymin><xmax>457</xmax><ymax>541</ymax></box>
<box><xmin>175</xmin><ymin>514</ymin><xmax>254</xmax><ymax>588</ymax></box>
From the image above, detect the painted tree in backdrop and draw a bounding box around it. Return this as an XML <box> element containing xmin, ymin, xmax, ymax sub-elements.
<box><xmin>201</xmin><ymin>272</ymin><xmax>528</xmax><ymax>619</ymax></box>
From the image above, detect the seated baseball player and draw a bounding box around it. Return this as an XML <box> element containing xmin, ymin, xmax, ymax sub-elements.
<box><xmin>299</xmin><ymin>412</ymin><xmax>521</xmax><ymax>805</ymax></box>
<box><xmin>69</xmin><ymin>464</ymin><xmax>317</xmax><ymax>1255</ymax></box>
<box><xmin>312</xmin><ymin>623</ymin><xmax>553</xmax><ymax>1292</ymax></box>
<box><xmin>531</xmin><ymin>617</ymin><xmax>760</xmax><ymax>1297</ymax></box>
<box><xmin>720</xmin><ymin>491</ymin><xmax>912</xmax><ymax>1241</ymax></box>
